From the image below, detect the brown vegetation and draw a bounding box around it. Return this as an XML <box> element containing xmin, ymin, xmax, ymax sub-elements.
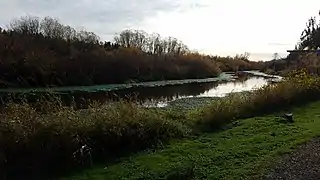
<box><xmin>262</xmin><ymin>53</ymin><xmax>320</xmax><ymax>76</ymax></box>
<box><xmin>0</xmin><ymin>15</ymin><xmax>261</xmax><ymax>88</ymax></box>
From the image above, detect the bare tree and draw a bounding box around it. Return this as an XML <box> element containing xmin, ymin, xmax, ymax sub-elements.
<box><xmin>62</xmin><ymin>25</ymin><xmax>77</xmax><ymax>41</ymax></box>
<box><xmin>113</xmin><ymin>29</ymin><xmax>190</xmax><ymax>55</ymax></box>
<box><xmin>76</xmin><ymin>30</ymin><xmax>100</xmax><ymax>44</ymax></box>
<box><xmin>273</xmin><ymin>52</ymin><xmax>279</xmax><ymax>60</ymax></box>
<box><xmin>147</xmin><ymin>33</ymin><xmax>161</xmax><ymax>54</ymax></box>
<box><xmin>9</xmin><ymin>15</ymin><xmax>40</xmax><ymax>34</ymax></box>
<box><xmin>243</xmin><ymin>52</ymin><xmax>250</xmax><ymax>59</ymax></box>
<box><xmin>114</xmin><ymin>29</ymin><xmax>132</xmax><ymax>48</ymax></box>
<box><xmin>40</xmin><ymin>16</ymin><xmax>64</xmax><ymax>38</ymax></box>
<box><xmin>114</xmin><ymin>29</ymin><xmax>147</xmax><ymax>49</ymax></box>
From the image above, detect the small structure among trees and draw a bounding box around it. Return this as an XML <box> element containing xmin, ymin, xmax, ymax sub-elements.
<box><xmin>287</xmin><ymin>49</ymin><xmax>320</xmax><ymax>56</ymax></box>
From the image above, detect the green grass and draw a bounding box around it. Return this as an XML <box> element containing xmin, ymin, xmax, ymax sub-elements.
<box><xmin>63</xmin><ymin>101</ymin><xmax>320</xmax><ymax>180</ymax></box>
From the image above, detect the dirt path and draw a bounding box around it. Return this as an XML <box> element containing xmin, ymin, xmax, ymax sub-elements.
<box><xmin>264</xmin><ymin>138</ymin><xmax>320</xmax><ymax>180</ymax></box>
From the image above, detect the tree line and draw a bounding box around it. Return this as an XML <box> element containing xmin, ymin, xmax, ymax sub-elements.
<box><xmin>263</xmin><ymin>10</ymin><xmax>320</xmax><ymax>75</ymax></box>
<box><xmin>0</xmin><ymin>15</ymin><xmax>262</xmax><ymax>88</ymax></box>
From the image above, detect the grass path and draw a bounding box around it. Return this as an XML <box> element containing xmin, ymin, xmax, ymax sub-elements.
<box><xmin>63</xmin><ymin>101</ymin><xmax>320</xmax><ymax>180</ymax></box>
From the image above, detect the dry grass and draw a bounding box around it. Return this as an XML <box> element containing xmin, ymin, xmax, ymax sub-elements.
<box><xmin>1</xmin><ymin>101</ymin><xmax>190</xmax><ymax>179</ymax></box>
<box><xmin>194</xmin><ymin>69</ymin><xmax>320</xmax><ymax>129</ymax></box>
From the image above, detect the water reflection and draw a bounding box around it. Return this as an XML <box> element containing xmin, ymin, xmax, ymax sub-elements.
<box><xmin>199</xmin><ymin>76</ymin><xmax>268</xmax><ymax>97</ymax></box>
<box><xmin>66</xmin><ymin>81</ymin><xmax>220</xmax><ymax>108</ymax></box>
<box><xmin>142</xmin><ymin>76</ymin><xmax>268</xmax><ymax>107</ymax></box>
<box><xmin>0</xmin><ymin>72</ymin><xmax>275</xmax><ymax>108</ymax></box>
<box><xmin>71</xmin><ymin>74</ymin><xmax>259</xmax><ymax>108</ymax></box>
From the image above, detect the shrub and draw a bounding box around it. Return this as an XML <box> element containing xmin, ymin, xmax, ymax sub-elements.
<box><xmin>1</xmin><ymin>101</ymin><xmax>190</xmax><ymax>179</ymax></box>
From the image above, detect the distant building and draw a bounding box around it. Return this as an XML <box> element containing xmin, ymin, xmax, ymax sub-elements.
<box><xmin>287</xmin><ymin>49</ymin><xmax>320</xmax><ymax>56</ymax></box>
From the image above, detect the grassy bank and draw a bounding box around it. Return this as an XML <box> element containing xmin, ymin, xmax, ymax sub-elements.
<box><xmin>2</xmin><ymin>69</ymin><xmax>320</xmax><ymax>179</ymax></box>
<box><xmin>65</xmin><ymin>100</ymin><xmax>320</xmax><ymax>180</ymax></box>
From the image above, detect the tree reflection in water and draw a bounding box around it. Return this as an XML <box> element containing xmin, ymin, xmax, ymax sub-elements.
<box><xmin>0</xmin><ymin>72</ymin><xmax>271</xmax><ymax>109</ymax></box>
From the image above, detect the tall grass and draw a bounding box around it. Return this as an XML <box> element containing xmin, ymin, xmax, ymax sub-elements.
<box><xmin>2</xmin><ymin>69</ymin><xmax>320</xmax><ymax>179</ymax></box>
<box><xmin>1</xmin><ymin>101</ymin><xmax>189</xmax><ymax>179</ymax></box>
<box><xmin>196</xmin><ymin>69</ymin><xmax>320</xmax><ymax>129</ymax></box>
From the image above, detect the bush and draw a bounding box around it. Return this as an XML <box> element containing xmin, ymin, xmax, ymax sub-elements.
<box><xmin>1</xmin><ymin>101</ymin><xmax>190</xmax><ymax>179</ymax></box>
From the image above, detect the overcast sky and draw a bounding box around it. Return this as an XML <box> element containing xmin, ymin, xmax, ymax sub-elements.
<box><xmin>1</xmin><ymin>0</ymin><xmax>320</xmax><ymax>61</ymax></box>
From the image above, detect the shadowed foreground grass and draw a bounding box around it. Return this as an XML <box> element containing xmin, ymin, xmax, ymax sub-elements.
<box><xmin>1</xmin><ymin>101</ymin><xmax>189</xmax><ymax>179</ymax></box>
<box><xmin>64</xmin><ymin>100</ymin><xmax>320</xmax><ymax>180</ymax></box>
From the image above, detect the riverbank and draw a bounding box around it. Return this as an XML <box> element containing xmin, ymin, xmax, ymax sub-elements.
<box><xmin>0</xmin><ymin>71</ymin><xmax>266</xmax><ymax>108</ymax></box>
<box><xmin>63</xmin><ymin>100</ymin><xmax>320</xmax><ymax>180</ymax></box>
<box><xmin>2</xmin><ymin>69</ymin><xmax>320</xmax><ymax>179</ymax></box>
<box><xmin>0</xmin><ymin>72</ymin><xmax>235</xmax><ymax>94</ymax></box>
<box><xmin>164</xmin><ymin>91</ymin><xmax>252</xmax><ymax>110</ymax></box>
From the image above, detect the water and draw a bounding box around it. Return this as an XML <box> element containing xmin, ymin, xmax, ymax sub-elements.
<box><xmin>0</xmin><ymin>71</ymin><xmax>281</xmax><ymax>108</ymax></box>
<box><xmin>142</xmin><ymin>75</ymin><xmax>269</xmax><ymax>107</ymax></box>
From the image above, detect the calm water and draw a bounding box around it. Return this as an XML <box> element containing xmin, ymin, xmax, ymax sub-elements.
<box><xmin>0</xmin><ymin>71</ymin><xmax>281</xmax><ymax>108</ymax></box>
<box><xmin>70</xmin><ymin>72</ymin><xmax>275</xmax><ymax>108</ymax></box>
<box><xmin>142</xmin><ymin>75</ymin><xmax>270</xmax><ymax>107</ymax></box>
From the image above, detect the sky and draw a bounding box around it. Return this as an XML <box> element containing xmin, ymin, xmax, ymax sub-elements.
<box><xmin>1</xmin><ymin>0</ymin><xmax>320</xmax><ymax>61</ymax></box>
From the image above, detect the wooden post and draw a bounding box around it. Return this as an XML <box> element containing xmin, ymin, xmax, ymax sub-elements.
<box><xmin>284</xmin><ymin>113</ymin><xmax>294</xmax><ymax>123</ymax></box>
